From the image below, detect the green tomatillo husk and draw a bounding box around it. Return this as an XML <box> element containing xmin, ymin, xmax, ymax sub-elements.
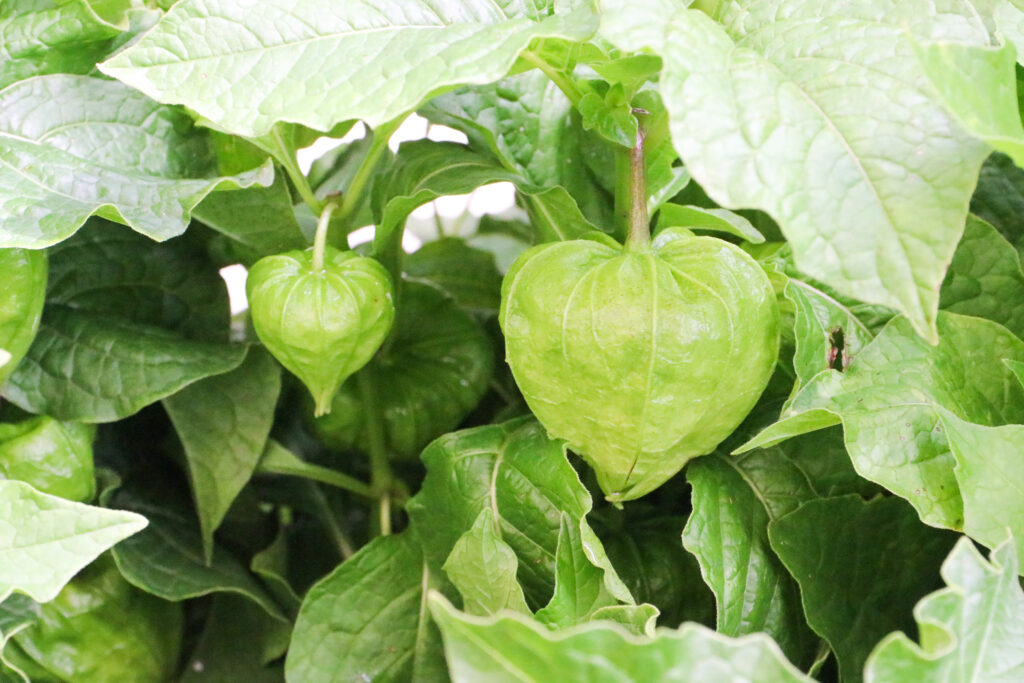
<box><xmin>500</xmin><ymin>228</ymin><xmax>779</xmax><ymax>503</ymax></box>
<box><xmin>247</xmin><ymin>245</ymin><xmax>395</xmax><ymax>416</ymax></box>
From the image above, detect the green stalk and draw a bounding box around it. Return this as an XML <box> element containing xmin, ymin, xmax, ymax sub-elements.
<box><xmin>260</xmin><ymin>456</ymin><xmax>374</xmax><ymax>500</ymax></box>
<box><xmin>270</xmin><ymin>127</ymin><xmax>325</xmax><ymax>215</ymax></box>
<box><xmin>520</xmin><ymin>50</ymin><xmax>584</xmax><ymax>106</ymax></box>
<box><xmin>306</xmin><ymin>482</ymin><xmax>355</xmax><ymax>561</ymax></box>
<box><xmin>312</xmin><ymin>201</ymin><xmax>338</xmax><ymax>271</ymax></box>
<box><xmin>623</xmin><ymin>127</ymin><xmax>650</xmax><ymax>250</ymax></box>
<box><xmin>337</xmin><ymin>118</ymin><xmax>401</xmax><ymax>227</ymax></box>
<box><xmin>356</xmin><ymin>372</ymin><xmax>394</xmax><ymax>536</ymax></box>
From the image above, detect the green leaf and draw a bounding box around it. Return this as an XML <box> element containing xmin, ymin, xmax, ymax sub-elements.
<box><xmin>404</xmin><ymin>238</ymin><xmax>503</xmax><ymax>314</ymax></box>
<box><xmin>443</xmin><ymin>508</ymin><xmax>531</xmax><ymax>617</ymax></box>
<box><xmin>192</xmin><ymin>174</ymin><xmax>308</xmax><ymax>264</ymax></box>
<box><xmin>2</xmin><ymin>306</ymin><xmax>247</xmax><ymax>423</ymax></box>
<box><xmin>0</xmin><ymin>480</ymin><xmax>146</xmax><ymax>604</ymax></box>
<box><xmin>12</xmin><ymin>554</ymin><xmax>183</xmax><ymax>683</ymax></box>
<box><xmin>0</xmin><ymin>75</ymin><xmax>271</xmax><ymax>249</ymax></box>
<box><xmin>864</xmin><ymin>536</ymin><xmax>1024</xmax><ymax>682</ymax></box>
<box><xmin>406</xmin><ymin>418</ymin><xmax>591</xmax><ymax>608</ymax></box>
<box><xmin>916</xmin><ymin>39</ymin><xmax>1024</xmax><ymax>167</ymax></box>
<box><xmin>164</xmin><ymin>347</ymin><xmax>281</xmax><ymax>561</ymax></box>
<box><xmin>534</xmin><ymin>514</ymin><xmax>622</xmax><ymax>630</ymax></box>
<box><xmin>100</xmin><ymin>0</ymin><xmax>599</xmax><ymax>138</ymax></box>
<box><xmin>180</xmin><ymin>595</ymin><xmax>288</xmax><ymax>683</ymax></box>
<box><xmin>655</xmin><ymin>204</ymin><xmax>765</xmax><ymax>244</ymax></box>
<box><xmin>285</xmin><ymin>532</ymin><xmax>448</xmax><ymax>683</ymax></box>
<box><xmin>312</xmin><ymin>282</ymin><xmax>492</xmax><ymax>461</ymax></box>
<box><xmin>743</xmin><ymin>313</ymin><xmax>1024</xmax><ymax>531</ymax></box>
<box><xmin>0</xmin><ymin>416</ymin><xmax>95</xmax><ymax>502</ymax></box>
<box><xmin>105</xmin><ymin>480</ymin><xmax>286</xmax><ymax>621</ymax></box>
<box><xmin>940</xmin><ymin>215</ymin><xmax>1024</xmax><ymax>339</ymax></box>
<box><xmin>601</xmin><ymin>515</ymin><xmax>716</xmax><ymax>628</ymax></box>
<box><xmin>768</xmin><ymin>495</ymin><xmax>957</xmax><ymax>683</ymax></box>
<box><xmin>46</xmin><ymin>218</ymin><xmax>231</xmax><ymax>342</ymax></box>
<box><xmin>249</xmin><ymin>524</ymin><xmax>302</xmax><ymax>614</ymax></box>
<box><xmin>971</xmin><ymin>152</ymin><xmax>1024</xmax><ymax>257</ymax></box>
<box><xmin>372</xmin><ymin>141</ymin><xmax>596</xmax><ymax>271</ymax></box>
<box><xmin>255</xmin><ymin>439</ymin><xmax>373</xmax><ymax>499</ymax></box>
<box><xmin>786</xmin><ymin>278</ymin><xmax>875</xmax><ymax>387</ymax></box>
<box><xmin>938</xmin><ymin>409</ymin><xmax>1024</xmax><ymax>570</ymax></box>
<box><xmin>615</xmin><ymin>2</ymin><xmax>993</xmax><ymax>341</ymax></box>
<box><xmin>430</xmin><ymin>593</ymin><xmax>813</xmax><ymax>683</ymax></box>
<box><xmin>0</xmin><ymin>0</ymin><xmax>132</xmax><ymax>89</ymax></box>
<box><xmin>0</xmin><ymin>249</ymin><xmax>46</xmax><ymax>387</ymax></box>
<box><xmin>0</xmin><ymin>595</ymin><xmax>40</xmax><ymax>683</ymax></box>
<box><xmin>682</xmin><ymin>455</ymin><xmax>818</xmax><ymax>668</ymax></box>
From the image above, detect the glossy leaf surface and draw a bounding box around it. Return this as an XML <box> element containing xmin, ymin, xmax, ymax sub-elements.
<box><xmin>0</xmin><ymin>417</ymin><xmax>95</xmax><ymax>502</ymax></box>
<box><xmin>0</xmin><ymin>249</ymin><xmax>46</xmax><ymax>387</ymax></box>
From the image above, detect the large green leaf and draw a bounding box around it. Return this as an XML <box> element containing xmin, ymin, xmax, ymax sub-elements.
<box><xmin>285</xmin><ymin>532</ymin><xmax>448</xmax><ymax>683</ymax></box>
<box><xmin>605</xmin><ymin>0</ymin><xmax>992</xmax><ymax>341</ymax></box>
<box><xmin>404</xmin><ymin>238</ymin><xmax>503</xmax><ymax>315</ymax></box>
<box><xmin>46</xmin><ymin>218</ymin><xmax>230</xmax><ymax>342</ymax></box>
<box><xmin>0</xmin><ymin>480</ymin><xmax>146</xmax><ymax>604</ymax></box>
<box><xmin>0</xmin><ymin>0</ymin><xmax>132</xmax><ymax>89</ymax></box>
<box><xmin>940</xmin><ymin>215</ymin><xmax>1024</xmax><ymax>338</ymax></box>
<box><xmin>971</xmin><ymin>152</ymin><xmax>1024</xmax><ymax>257</ymax></box>
<box><xmin>682</xmin><ymin>455</ymin><xmax>818</xmax><ymax>668</ymax></box>
<box><xmin>430</xmin><ymin>594</ymin><xmax>813</xmax><ymax>683</ymax></box>
<box><xmin>99</xmin><ymin>0</ymin><xmax>599</xmax><ymax>137</ymax></box>
<box><xmin>163</xmin><ymin>347</ymin><xmax>281</xmax><ymax>560</ymax></box>
<box><xmin>0</xmin><ymin>416</ymin><xmax>96</xmax><ymax>502</ymax></box>
<box><xmin>105</xmin><ymin>480</ymin><xmax>285</xmax><ymax>621</ymax></box>
<box><xmin>864</xmin><ymin>536</ymin><xmax>1024</xmax><ymax>682</ymax></box>
<box><xmin>0</xmin><ymin>74</ymin><xmax>270</xmax><ymax>249</ymax></box>
<box><xmin>405</xmin><ymin>418</ymin><xmax>590</xmax><ymax>608</ymax></box>
<box><xmin>2</xmin><ymin>306</ymin><xmax>247</xmax><ymax>423</ymax></box>
<box><xmin>742</xmin><ymin>313</ymin><xmax>1024</xmax><ymax>532</ymax></box>
<box><xmin>768</xmin><ymin>495</ymin><xmax>956</xmax><ymax>683</ymax></box>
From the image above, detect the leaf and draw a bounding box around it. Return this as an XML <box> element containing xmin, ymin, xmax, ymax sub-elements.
<box><xmin>405</xmin><ymin>418</ymin><xmax>590</xmax><ymax>608</ymax></box>
<box><xmin>250</xmin><ymin>524</ymin><xmax>302</xmax><ymax>614</ymax></box>
<box><xmin>768</xmin><ymin>495</ymin><xmax>957</xmax><ymax>683</ymax></box>
<box><xmin>443</xmin><ymin>508</ymin><xmax>531</xmax><ymax>617</ymax></box>
<box><xmin>404</xmin><ymin>238</ymin><xmax>504</xmax><ymax>314</ymax></box>
<box><xmin>99</xmin><ymin>0</ymin><xmax>599</xmax><ymax>137</ymax></box>
<box><xmin>46</xmin><ymin>218</ymin><xmax>231</xmax><ymax>342</ymax></box>
<box><xmin>0</xmin><ymin>248</ymin><xmax>46</xmax><ymax>387</ymax></box>
<box><xmin>2</xmin><ymin>306</ymin><xmax>247</xmax><ymax>423</ymax></box>
<box><xmin>285</xmin><ymin>532</ymin><xmax>448</xmax><ymax>683</ymax></box>
<box><xmin>612</xmin><ymin>1</ymin><xmax>993</xmax><ymax>341</ymax></box>
<box><xmin>655</xmin><ymin>204</ymin><xmax>765</xmax><ymax>244</ymax></box>
<box><xmin>0</xmin><ymin>595</ymin><xmax>39</xmax><ymax>683</ymax></box>
<box><xmin>864</xmin><ymin>536</ymin><xmax>1024</xmax><ymax>682</ymax></box>
<box><xmin>180</xmin><ymin>595</ymin><xmax>288</xmax><ymax>683</ymax></box>
<box><xmin>916</xmin><ymin>38</ymin><xmax>1024</xmax><ymax>167</ymax></box>
<box><xmin>0</xmin><ymin>0</ymin><xmax>132</xmax><ymax>89</ymax></box>
<box><xmin>601</xmin><ymin>515</ymin><xmax>716</xmax><ymax>628</ymax></box>
<box><xmin>0</xmin><ymin>416</ymin><xmax>96</xmax><ymax>503</ymax></box>
<box><xmin>12</xmin><ymin>554</ymin><xmax>183</xmax><ymax>683</ymax></box>
<box><xmin>971</xmin><ymin>152</ymin><xmax>1024</xmax><ymax>257</ymax></box>
<box><xmin>938</xmin><ymin>409</ymin><xmax>1024</xmax><ymax>569</ymax></box>
<box><xmin>0</xmin><ymin>74</ymin><xmax>271</xmax><ymax>249</ymax></box>
<box><xmin>164</xmin><ymin>347</ymin><xmax>281</xmax><ymax>561</ymax></box>
<box><xmin>372</xmin><ymin>141</ymin><xmax>596</xmax><ymax>271</ymax></box>
<box><xmin>786</xmin><ymin>278</ymin><xmax>875</xmax><ymax>387</ymax></box>
<box><xmin>104</xmin><ymin>480</ymin><xmax>286</xmax><ymax>621</ymax></box>
<box><xmin>682</xmin><ymin>455</ymin><xmax>818</xmax><ymax>668</ymax></box>
<box><xmin>192</xmin><ymin>175</ymin><xmax>308</xmax><ymax>264</ymax></box>
<box><xmin>940</xmin><ymin>215</ymin><xmax>1024</xmax><ymax>339</ymax></box>
<box><xmin>430</xmin><ymin>593</ymin><xmax>814</xmax><ymax>683</ymax></box>
<box><xmin>534</xmin><ymin>515</ymin><xmax>622</xmax><ymax>630</ymax></box>
<box><xmin>0</xmin><ymin>480</ymin><xmax>146</xmax><ymax>604</ymax></box>
<box><xmin>255</xmin><ymin>439</ymin><xmax>373</xmax><ymax>500</ymax></box>
<box><xmin>742</xmin><ymin>313</ymin><xmax>1024</xmax><ymax>531</ymax></box>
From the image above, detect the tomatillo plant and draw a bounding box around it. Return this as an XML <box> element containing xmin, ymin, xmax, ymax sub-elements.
<box><xmin>3</xmin><ymin>1</ymin><xmax>1024</xmax><ymax>682</ymax></box>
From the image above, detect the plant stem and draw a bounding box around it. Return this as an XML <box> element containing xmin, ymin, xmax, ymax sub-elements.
<box><xmin>623</xmin><ymin>126</ymin><xmax>650</xmax><ymax>250</ymax></box>
<box><xmin>520</xmin><ymin>50</ymin><xmax>584</xmax><ymax>106</ymax></box>
<box><xmin>312</xmin><ymin>201</ymin><xmax>338</xmax><ymax>271</ymax></box>
<box><xmin>271</xmin><ymin>127</ymin><xmax>325</xmax><ymax>215</ymax></box>
<box><xmin>337</xmin><ymin>118</ymin><xmax>401</xmax><ymax>226</ymax></box>
<box><xmin>260</xmin><ymin>456</ymin><xmax>375</xmax><ymax>500</ymax></box>
<box><xmin>356</xmin><ymin>372</ymin><xmax>394</xmax><ymax>536</ymax></box>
